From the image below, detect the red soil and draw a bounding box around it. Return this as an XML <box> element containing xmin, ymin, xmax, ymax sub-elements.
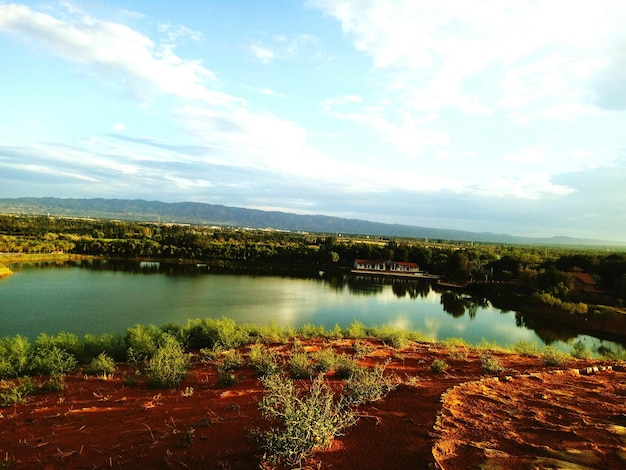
<box><xmin>1</xmin><ymin>339</ymin><xmax>624</xmax><ymax>469</ymax></box>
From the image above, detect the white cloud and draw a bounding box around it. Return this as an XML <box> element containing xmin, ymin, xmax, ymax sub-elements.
<box><xmin>309</xmin><ymin>0</ymin><xmax>626</xmax><ymax>117</ymax></box>
<box><xmin>250</xmin><ymin>44</ymin><xmax>276</xmax><ymax>63</ymax></box>
<box><xmin>0</xmin><ymin>3</ymin><xmax>228</xmax><ymax>103</ymax></box>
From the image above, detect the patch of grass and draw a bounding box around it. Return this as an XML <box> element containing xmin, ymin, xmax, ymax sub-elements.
<box><xmin>441</xmin><ymin>337</ymin><xmax>470</xmax><ymax>348</ymax></box>
<box><xmin>480</xmin><ymin>354</ymin><xmax>504</xmax><ymax>375</ymax></box>
<box><xmin>512</xmin><ymin>340</ymin><xmax>542</xmax><ymax>357</ymax></box>
<box><xmin>541</xmin><ymin>346</ymin><xmax>570</xmax><ymax>367</ymax></box>
<box><xmin>257</xmin><ymin>374</ymin><xmax>356</xmax><ymax>467</ymax></box>
<box><xmin>430</xmin><ymin>359</ymin><xmax>449</xmax><ymax>373</ymax></box>
<box><xmin>288</xmin><ymin>352</ymin><xmax>314</xmax><ymax>379</ymax></box>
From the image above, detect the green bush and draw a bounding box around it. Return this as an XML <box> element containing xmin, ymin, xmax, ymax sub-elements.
<box><xmin>312</xmin><ymin>348</ymin><xmax>337</xmax><ymax>372</ymax></box>
<box><xmin>125</xmin><ymin>324</ymin><xmax>164</xmax><ymax>362</ymax></box>
<box><xmin>344</xmin><ymin>321</ymin><xmax>368</xmax><ymax>340</ymax></box>
<box><xmin>431</xmin><ymin>359</ymin><xmax>449</xmax><ymax>373</ymax></box>
<box><xmin>570</xmin><ymin>341</ymin><xmax>591</xmax><ymax>359</ymax></box>
<box><xmin>299</xmin><ymin>323</ymin><xmax>326</xmax><ymax>339</ymax></box>
<box><xmin>324</xmin><ymin>324</ymin><xmax>344</xmax><ymax>340</ymax></box>
<box><xmin>81</xmin><ymin>333</ymin><xmax>126</xmax><ymax>363</ymax></box>
<box><xmin>31</xmin><ymin>346</ymin><xmax>77</xmax><ymax>376</ymax></box>
<box><xmin>84</xmin><ymin>352</ymin><xmax>116</xmax><ymax>377</ymax></box>
<box><xmin>0</xmin><ymin>378</ymin><xmax>36</xmax><ymax>406</ymax></box>
<box><xmin>480</xmin><ymin>354</ymin><xmax>504</xmax><ymax>374</ymax></box>
<box><xmin>342</xmin><ymin>364</ymin><xmax>396</xmax><ymax>406</ymax></box>
<box><xmin>288</xmin><ymin>352</ymin><xmax>314</xmax><ymax>379</ymax></box>
<box><xmin>541</xmin><ymin>346</ymin><xmax>570</xmax><ymax>366</ymax></box>
<box><xmin>0</xmin><ymin>335</ymin><xmax>32</xmax><ymax>378</ymax></box>
<box><xmin>334</xmin><ymin>354</ymin><xmax>359</xmax><ymax>379</ymax></box>
<box><xmin>183</xmin><ymin>317</ymin><xmax>250</xmax><ymax>350</ymax></box>
<box><xmin>147</xmin><ymin>335</ymin><xmax>189</xmax><ymax>388</ymax></box>
<box><xmin>257</xmin><ymin>374</ymin><xmax>356</xmax><ymax>467</ymax></box>
<box><xmin>34</xmin><ymin>332</ymin><xmax>81</xmax><ymax>358</ymax></box>
<box><xmin>512</xmin><ymin>340</ymin><xmax>542</xmax><ymax>357</ymax></box>
<box><xmin>248</xmin><ymin>344</ymin><xmax>281</xmax><ymax>377</ymax></box>
<box><xmin>370</xmin><ymin>326</ymin><xmax>408</xmax><ymax>348</ymax></box>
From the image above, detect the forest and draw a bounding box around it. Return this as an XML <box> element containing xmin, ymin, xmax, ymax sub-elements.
<box><xmin>1</xmin><ymin>214</ymin><xmax>626</xmax><ymax>314</ymax></box>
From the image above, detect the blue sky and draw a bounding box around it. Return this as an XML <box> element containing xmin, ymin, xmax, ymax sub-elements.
<box><xmin>1</xmin><ymin>1</ymin><xmax>625</xmax><ymax>242</ymax></box>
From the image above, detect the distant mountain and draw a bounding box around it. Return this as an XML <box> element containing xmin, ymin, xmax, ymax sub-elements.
<box><xmin>0</xmin><ymin>196</ymin><xmax>622</xmax><ymax>247</ymax></box>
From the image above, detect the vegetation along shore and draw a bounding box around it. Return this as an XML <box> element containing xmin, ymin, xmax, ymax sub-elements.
<box><xmin>0</xmin><ymin>319</ymin><xmax>625</xmax><ymax>468</ymax></box>
<box><xmin>2</xmin><ymin>213</ymin><xmax>625</xmax><ymax>342</ymax></box>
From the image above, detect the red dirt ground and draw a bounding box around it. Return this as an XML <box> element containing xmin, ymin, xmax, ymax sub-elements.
<box><xmin>1</xmin><ymin>339</ymin><xmax>624</xmax><ymax>469</ymax></box>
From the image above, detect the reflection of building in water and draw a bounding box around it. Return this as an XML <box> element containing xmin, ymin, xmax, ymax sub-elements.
<box><xmin>353</xmin><ymin>259</ymin><xmax>420</xmax><ymax>273</ymax></box>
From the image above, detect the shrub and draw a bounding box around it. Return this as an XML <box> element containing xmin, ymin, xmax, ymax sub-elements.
<box><xmin>570</xmin><ymin>341</ymin><xmax>591</xmax><ymax>359</ymax></box>
<box><xmin>370</xmin><ymin>326</ymin><xmax>408</xmax><ymax>349</ymax></box>
<box><xmin>512</xmin><ymin>340</ymin><xmax>542</xmax><ymax>357</ymax></box>
<box><xmin>288</xmin><ymin>352</ymin><xmax>314</xmax><ymax>379</ymax></box>
<box><xmin>299</xmin><ymin>323</ymin><xmax>325</xmax><ymax>339</ymax></box>
<box><xmin>312</xmin><ymin>348</ymin><xmax>337</xmax><ymax>372</ymax></box>
<box><xmin>541</xmin><ymin>346</ymin><xmax>570</xmax><ymax>366</ymax></box>
<box><xmin>334</xmin><ymin>354</ymin><xmax>359</xmax><ymax>379</ymax></box>
<box><xmin>0</xmin><ymin>378</ymin><xmax>36</xmax><ymax>406</ymax></box>
<box><xmin>220</xmin><ymin>350</ymin><xmax>244</xmax><ymax>370</ymax></box>
<box><xmin>431</xmin><ymin>359</ymin><xmax>449</xmax><ymax>373</ymax></box>
<box><xmin>81</xmin><ymin>333</ymin><xmax>126</xmax><ymax>363</ymax></box>
<box><xmin>216</xmin><ymin>364</ymin><xmax>238</xmax><ymax>387</ymax></box>
<box><xmin>35</xmin><ymin>332</ymin><xmax>81</xmax><ymax>358</ymax></box>
<box><xmin>183</xmin><ymin>317</ymin><xmax>250</xmax><ymax>350</ymax></box>
<box><xmin>248</xmin><ymin>344</ymin><xmax>281</xmax><ymax>377</ymax></box>
<box><xmin>31</xmin><ymin>346</ymin><xmax>77</xmax><ymax>376</ymax></box>
<box><xmin>84</xmin><ymin>352</ymin><xmax>116</xmax><ymax>377</ymax></box>
<box><xmin>125</xmin><ymin>324</ymin><xmax>163</xmax><ymax>362</ymax></box>
<box><xmin>342</xmin><ymin>364</ymin><xmax>396</xmax><ymax>406</ymax></box>
<box><xmin>344</xmin><ymin>321</ymin><xmax>367</xmax><ymax>340</ymax></box>
<box><xmin>480</xmin><ymin>355</ymin><xmax>504</xmax><ymax>375</ymax></box>
<box><xmin>324</xmin><ymin>324</ymin><xmax>344</xmax><ymax>340</ymax></box>
<box><xmin>257</xmin><ymin>374</ymin><xmax>356</xmax><ymax>467</ymax></box>
<box><xmin>0</xmin><ymin>335</ymin><xmax>32</xmax><ymax>378</ymax></box>
<box><xmin>147</xmin><ymin>335</ymin><xmax>189</xmax><ymax>388</ymax></box>
<box><xmin>353</xmin><ymin>340</ymin><xmax>374</xmax><ymax>358</ymax></box>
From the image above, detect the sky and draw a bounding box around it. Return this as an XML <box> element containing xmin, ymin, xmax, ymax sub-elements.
<box><xmin>1</xmin><ymin>0</ymin><xmax>625</xmax><ymax>242</ymax></box>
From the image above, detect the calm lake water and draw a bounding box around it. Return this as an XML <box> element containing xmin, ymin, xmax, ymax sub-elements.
<box><xmin>0</xmin><ymin>261</ymin><xmax>622</xmax><ymax>356</ymax></box>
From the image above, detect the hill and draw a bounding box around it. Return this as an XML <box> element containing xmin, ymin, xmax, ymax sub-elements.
<box><xmin>0</xmin><ymin>197</ymin><xmax>621</xmax><ymax>247</ymax></box>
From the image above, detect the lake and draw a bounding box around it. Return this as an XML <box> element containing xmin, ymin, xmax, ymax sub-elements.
<box><xmin>0</xmin><ymin>260</ymin><xmax>622</xmax><ymax>356</ymax></box>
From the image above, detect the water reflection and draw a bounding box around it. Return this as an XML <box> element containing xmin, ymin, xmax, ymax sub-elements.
<box><xmin>4</xmin><ymin>260</ymin><xmax>624</xmax><ymax>354</ymax></box>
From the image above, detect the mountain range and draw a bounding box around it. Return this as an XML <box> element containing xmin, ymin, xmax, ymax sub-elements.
<box><xmin>0</xmin><ymin>197</ymin><xmax>622</xmax><ymax>247</ymax></box>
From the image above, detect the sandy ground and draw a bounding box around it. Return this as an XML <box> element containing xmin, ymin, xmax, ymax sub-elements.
<box><xmin>1</xmin><ymin>339</ymin><xmax>624</xmax><ymax>469</ymax></box>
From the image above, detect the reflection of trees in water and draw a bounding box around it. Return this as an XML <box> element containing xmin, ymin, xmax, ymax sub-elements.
<box><xmin>440</xmin><ymin>292</ymin><xmax>488</xmax><ymax>319</ymax></box>
<box><xmin>514</xmin><ymin>311</ymin><xmax>578</xmax><ymax>345</ymax></box>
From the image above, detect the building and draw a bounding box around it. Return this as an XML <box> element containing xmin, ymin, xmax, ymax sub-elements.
<box><xmin>354</xmin><ymin>259</ymin><xmax>420</xmax><ymax>273</ymax></box>
<box><xmin>570</xmin><ymin>266</ymin><xmax>602</xmax><ymax>294</ymax></box>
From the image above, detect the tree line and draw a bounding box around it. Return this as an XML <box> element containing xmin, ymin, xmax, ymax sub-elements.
<box><xmin>1</xmin><ymin>214</ymin><xmax>625</xmax><ymax>308</ymax></box>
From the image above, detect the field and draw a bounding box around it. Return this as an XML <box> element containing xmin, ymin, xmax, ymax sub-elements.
<box><xmin>1</xmin><ymin>337</ymin><xmax>624</xmax><ymax>469</ymax></box>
